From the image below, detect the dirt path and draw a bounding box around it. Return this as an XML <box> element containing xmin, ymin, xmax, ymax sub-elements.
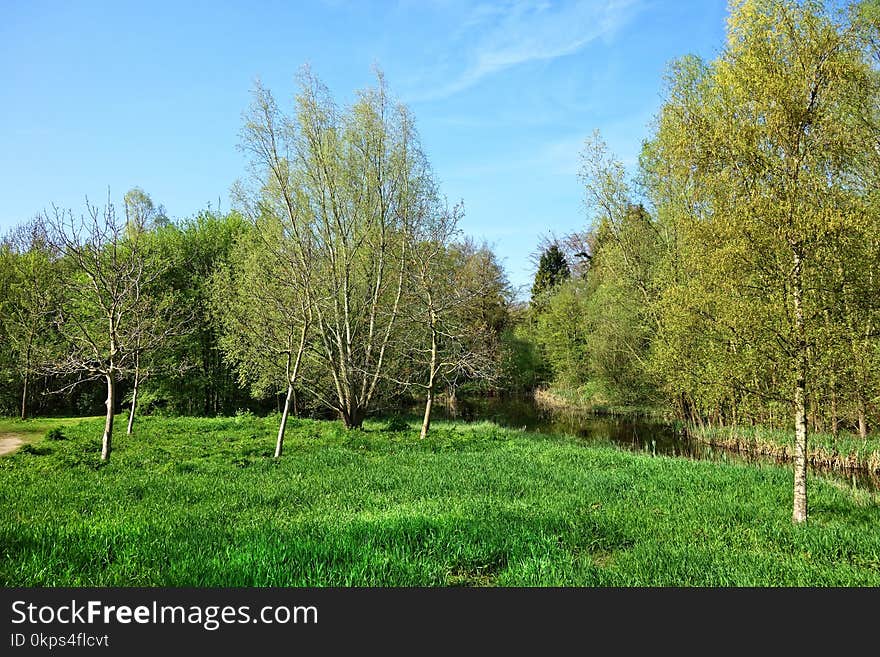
<box><xmin>0</xmin><ymin>435</ymin><xmax>24</xmax><ymax>456</ymax></box>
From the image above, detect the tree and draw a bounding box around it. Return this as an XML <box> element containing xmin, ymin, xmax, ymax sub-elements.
<box><xmin>0</xmin><ymin>219</ymin><xmax>58</xmax><ymax>419</ymax></box>
<box><xmin>119</xmin><ymin>188</ymin><xmax>184</xmax><ymax>435</ymax></box>
<box><xmin>530</xmin><ymin>132</ymin><xmax>664</xmax><ymax>406</ymax></box>
<box><xmin>530</xmin><ymin>244</ymin><xmax>570</xmax><ymax>305</ymax></box>
<box><xmin>535</xmin><ymin>278</ymin><xmax>592</xmax><ymax>388</ymax></box>
<box><xmin>124</xmin><ymin>187</ymin><xmax>169</xmax><ymax>233</ymax></box>
<box><xmin>145</xmin><ymin>210</ymin><xmax>250</xmax><ymax>416</ymax></box>
<box><xmin>648</xmin><ymin>0</ymin><xmax>876</xmax><ymax>522</ymax></box>
<box><xmin>211</xmin><ymin>215</ymin><xmax>310</xmax><ymax>457</ymax></box>
<box><xmin>404</xmin><ymin>222</ymin><xmax>505</xmax><ymax>439</ymax></box>
<box><xmin>42</xmin><ymin>198</ymin><xmax>175</xmax><ymax>461</ymax></box>
<box><xmin>237</xmin><ymin>69</ymin><xmax>439</xmax><ymax>429</ymax></box>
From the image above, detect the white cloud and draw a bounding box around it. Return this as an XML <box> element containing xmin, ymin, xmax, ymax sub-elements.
<box><xmin>412</xmin><ymin>0</ymin><xmax>643</xmax><ymax>101</ymax></box>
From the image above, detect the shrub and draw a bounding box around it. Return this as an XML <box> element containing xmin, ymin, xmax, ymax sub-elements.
<box><xmin>383</xmin><ymin>415</ymin><xmax>410</xmax><ymax>432</ymax></box>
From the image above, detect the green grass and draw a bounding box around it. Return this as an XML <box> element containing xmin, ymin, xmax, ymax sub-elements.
<box><xmin>0</xmin><ymin>416</ymin><xmax>97</xmax><ymax>446</ymax></box>
<box><xmin>1</xmin><ymin>413</ymin><xmax>879</xmax><ymax>586</ymax></box>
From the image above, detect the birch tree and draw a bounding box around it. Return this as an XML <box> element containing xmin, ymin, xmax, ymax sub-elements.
<box><xmin>121</xmin><ymin>188</ymin><xmax>183</xmax><ymax>435</ymax></box>
<box><xmin>649</xmin><ymin>0</ymin><xmax>875</xmax><ymax>522</ymax></box>
<box><xmin>401</xmin><ymin>208</ymin><xmax>503</xmax><ymax>438</ymax></box>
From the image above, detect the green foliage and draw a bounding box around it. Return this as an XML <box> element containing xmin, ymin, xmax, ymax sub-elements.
<box><xmin>525</xmin><ymin>0</ymin><xmax>880</xmax><ymax>442</ymax></box>
<box><xmin>0</xmin><ymin>220</ymin><xmax>60</xmax><ymax>417</ymax></box>
<box><xmin>1</xmin><ymin>415</ymin><xmax>879</xmax><ymax>585</ymax></box>
<box><xmin>143</xmin><ymin>210</ymin><xmax>253</xmax><ymax>416</ymax></box>
<box><xmin>642</xmin><ymin>0</ymin><xmax>880</xmax><ymax>436</ymax></box>
<box><xmin>497</xmin><ymin>312</ymin><xmax>547</xmax><ymax>391</ymax></box>
<box><xmin>530</xmin><ymin>244</ymin><xmax>570</xmax><ymax>305</ymax></box>
<box><xmin>535</xmin><ymin>278</ymin><xmax>591</xmax><ymax>388</ymax></box>
<box><xmin>529</xmin><ymin>140</ymin><xmax>662</xmax><ymax>407</ymax></box>
<box><xmin>382</xmin><ymin>415</ymin><xmax>411</xmax><ymax>432</ymax></box>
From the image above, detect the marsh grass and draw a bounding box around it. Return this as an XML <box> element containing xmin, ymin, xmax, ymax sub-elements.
<box><xmin>1</xmin><ymin>414</ymin><xmax>879</xmax><ymax>586</ymax></box>
<box><xmin>695</xmin><ymin>425</ymin><xmax>880</xmax><ymax>474</ymax></box>
<box><xmin>533</xmin><ymin>386</ymin><xmax>668</xmax><ymax>418</ymax></box>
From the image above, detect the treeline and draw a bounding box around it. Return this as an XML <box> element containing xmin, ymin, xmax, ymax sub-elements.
<box><xmin>526</xmin><ymin>0</ymin><xmax>880</xmax><ymax>521</ymax></box>
<box><xmin>0</xmin><ymin>71</ymin><xmax>535</xmax><ymax>459</ymax></box>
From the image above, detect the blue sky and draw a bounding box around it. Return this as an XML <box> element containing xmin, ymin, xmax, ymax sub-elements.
<box><xmin>0</xmin><ymin>0</ymin><xmax>729</xmax><ymax>294</ymax></box>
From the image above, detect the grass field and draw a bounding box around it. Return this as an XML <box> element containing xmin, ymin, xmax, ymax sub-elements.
<box><xmin>1</xmin><ymin>413</ymin><xmax>879</xmax><ymax>586</ymax></box>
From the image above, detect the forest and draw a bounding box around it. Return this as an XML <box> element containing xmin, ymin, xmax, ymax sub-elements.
<box><xmin>2</xmin><ymin>0</ymin><xmax>880</xmax><ymax>587</ymax></box>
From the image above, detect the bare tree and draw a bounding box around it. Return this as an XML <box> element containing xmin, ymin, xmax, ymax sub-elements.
<box><xmin>397</xmin><ymin>204</ymin><xmax>500</xmax><ymax>438</ymax></box>
<box><xmin>530</xmin><ymin>231</ymin><xmax>592</xmax><ymax>281</ymax></box>
<box><xmin>42</xmin><ymin>197</ymin><xmax>176</xmax><ymax>461</ymax></box>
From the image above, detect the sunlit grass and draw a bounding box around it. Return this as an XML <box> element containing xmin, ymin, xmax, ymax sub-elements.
<box><xmin>0</xmin><ymin>416</ymin><xmax>99</xmax><ymax>445</ymax></box>
<box><xmin>1</xmin><ymin>414</ymin><xmax>878</xmax><ymax>586</ymax></box>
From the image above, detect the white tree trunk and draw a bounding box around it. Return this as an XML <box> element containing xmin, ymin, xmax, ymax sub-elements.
<box><xmin>20</xmin><ymin>340</ymin><xmax>32</xmax><ymax>420</ymax></box>
<box><xmin>792</xmin><ymin>248</ymin><xmax>808</xmax><ymax>524</ymax></box>
<box><xmin>420</xmin><ymin>384</ymin><xmax>434</xmax><ymax>440</ymax></box>
<box><xmin>126</xmin><ymin>357</ymin><xmax>139</xmax><ymax>436</ymax></box>
<box><xmin>275</xmin><ymin>323</ymin><xmax>308</xmax><ymax>457</ymax></box>
<box><xmin>101</xmin><ymin>372</ymin><xmax>116</xmax><ymax>462</ymax></box>
<box><xmin>420</xmin><ymin>324</ymin><xmax>438</xmax><ymax>440</ymax></box>
<box><xmin>857</xmin><ymin>397</ymin><xmax>867</xmax><ymax>440</ymax></box>
<box><xmin>275</xmin><ymin>383</ymin><xmax>294</xmax><ymax>458</ymax></box>
<box><xmin>20</xmin><ymin>370</ymin><xmax>28</xmax><ymax>421</ymax></box>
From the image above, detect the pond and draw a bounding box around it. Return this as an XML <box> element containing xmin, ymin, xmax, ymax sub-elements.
<box><xmin>419</xmin><ymin>394</ymin><xmax>880</xmax><ymax>493</ymax></box>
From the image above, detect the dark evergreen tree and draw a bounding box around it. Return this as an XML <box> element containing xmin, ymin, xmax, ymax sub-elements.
<box><xmin>530</xmin><ymin>244</ymin><xmax>570</xmax><ymax>304</ymax></box>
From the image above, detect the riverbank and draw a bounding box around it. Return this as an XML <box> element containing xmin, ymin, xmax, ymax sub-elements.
<box><xmin>532</xmin><ymin>388</ymin><xmax>880</xmax><ymax>478</ymax></box>
<box><xmin>693</xmin><ymin>425</ymin><xmax>880</xmax><ymax>476</ymax></box>
<box><xmin>1</xmin><ymin>414</ymin><xmax>879</xmax><ymax>586</ymax></box>
<box><xmin>533</xmin><ymin>387</ymin><xmax>669</xmax><ymax>418</ymax></box>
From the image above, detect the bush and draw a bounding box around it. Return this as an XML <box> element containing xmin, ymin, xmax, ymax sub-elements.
<box><xmin>45</xmin><ymin>427</ymin><xmax>66</xmax><ymax>441</ymax></box>
<box><xmin>383</xmin><ymin>415</ymin><xmax>410</xmax><ymax>432</ymax></box>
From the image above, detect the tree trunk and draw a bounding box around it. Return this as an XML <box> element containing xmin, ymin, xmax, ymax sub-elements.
<box><xmin>793</xmin><ymin>372</ymin><xmax>808</xmax><ymax>524</ymax></box>
<box><xmin>420</xmin><ymin>385</ymin><xmax>434</xmax><ymax>440</ymax></box>
<box><xmin>275</xmin><ymin>383</ymin><xmax>294</xmax><ymax>458</ymax></box>
<box><xmin>831</xmin><ymin>388</ymin><xmax>839</xmax><ymax>437</ymax></box>
<box><xmin>276</xmin><ymin>323</ymin><xmax>308</xmax><ymax>453</ymax></box>
<box><xmin>20</xmin><ymin>341</ymin><xmax>32</xmax><ymax>420</ymax></box>
<box><xmin>342</xmin><ymin>405</ymin><xmax>364</xmax><ymax>429</ymax></box>
<box><xmin>420</xmin><ymin>325</ymin><xmax>438</xmax><ymax>440</ymax></box>
<box><xmin>791</xmin><ymin>248</ymin><xmax>808</xmax><ymax>524</ymax></box>
<box><xmin>857</xmin><ymin>396</ymin><xmax>867</xmax><ymax>440</ymax></box>
<box><xmin>101</xmin><ymin>372</ymin><xmax>116</xmax><ymax>462</ymax></box>
<box><xmin>20</xmin><ymin>370</ymin><xmax>29</xmax><ymax>421</ymax></box>
<box><xmin>126</xmin><ymin>356</ymin><xmax>140</xmax><ymax>435</ymax></box>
